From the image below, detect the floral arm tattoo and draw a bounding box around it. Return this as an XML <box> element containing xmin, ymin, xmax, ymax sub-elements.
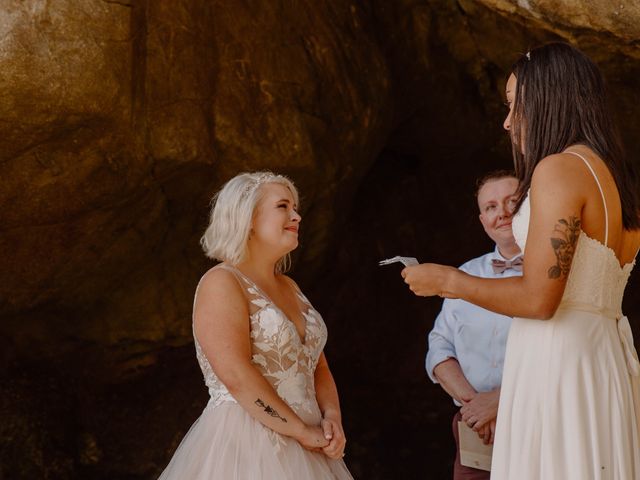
<box><xmin>548</xmin><ymin>216</ymin><xmax>581</xmax><ymax>279</ymax></box>
<box><xmin>255</xmin><ymin>398</ymin><xmax>288</xmax><ymax>422</ymax></box>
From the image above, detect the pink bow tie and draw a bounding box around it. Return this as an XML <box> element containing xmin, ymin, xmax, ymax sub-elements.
<box><xmin>491</xmin><ymin>257</ymin><xmax>523</xmax><ymax>274</ymax></box>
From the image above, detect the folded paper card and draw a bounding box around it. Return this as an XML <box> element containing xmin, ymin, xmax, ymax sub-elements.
<box><xmin>378</xmin><ymin>256</ymin><xmax>418</xmax><ymax>267</ymax></box>
<box><xmin>457</xmin><ymin>421</ymin><xmax>493</xmax><ymax>472</ymax></box>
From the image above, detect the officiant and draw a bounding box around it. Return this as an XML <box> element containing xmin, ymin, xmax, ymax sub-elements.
<box><xmin>425</xmin><ymin>171</ymin><xmax>522</xmax><ymax>480</ymax></box>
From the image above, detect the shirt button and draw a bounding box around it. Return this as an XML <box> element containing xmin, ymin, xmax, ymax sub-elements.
<box><xmin>492</xmin><ymin>361</ymin><xmax>497</xmax><ymax>368</ymax></box>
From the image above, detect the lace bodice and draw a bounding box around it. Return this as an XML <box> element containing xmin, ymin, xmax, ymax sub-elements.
<box><xmin>512</xmin><ymin>193</ymin><xmax>636</xmax><ymax>318</ymax></box>
<box><xmin>193</xmin><ymin>265</ymin><xmax>328</xmax><ymax>421</ymax></box>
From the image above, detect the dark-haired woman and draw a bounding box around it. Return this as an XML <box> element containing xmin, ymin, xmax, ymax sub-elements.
<box><xmin>403</xmin><ymin>42</ymin><xmax>640</xmax><ymax>479</ymax></box>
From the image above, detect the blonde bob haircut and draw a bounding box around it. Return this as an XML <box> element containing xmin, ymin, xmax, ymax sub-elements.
<box><xmin>200</xmin><ymin>171</ymin><xmax>299</xmax><ymax>273</ymax></box>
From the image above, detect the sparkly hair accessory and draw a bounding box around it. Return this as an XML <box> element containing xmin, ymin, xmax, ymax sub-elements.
<box><xmin>525</xmin><ymin>51</ymin><xmax>531</xmax><ymax>61</ymax></box>
<box><xmin>243</xmin><ymin>172</ymin><xmax>281</xmax><ymax>197</ymax></box>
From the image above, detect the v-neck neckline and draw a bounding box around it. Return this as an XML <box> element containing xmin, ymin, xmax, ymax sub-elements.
<box><xmin>224</xmin><ymin>264</ymin><xmax>309</xmax><ymax>345</ymax></box>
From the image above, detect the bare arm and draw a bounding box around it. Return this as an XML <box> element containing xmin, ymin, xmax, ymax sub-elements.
<box><xmin>315</xmin><ymin>352</ymin><xmax>342</xmax><ymax>422</ymax></box>
<box><xmin>314</xmin><ymin>352</ymin><xmax>347</xmax><ymax>458</ymax></box>
<box><xmin>434</xmin><ymin>359</ymin><xmax>499</xmax><ymax>444</ymax></box>
<box><xmin>403</xmin><ymin>154</ymin><xmax>585</xmax><ymax>320</ymax></box>
<box><xmin>432</xmin><ymin>358</ymin><xmax>476</xmax><ymax>404</ymax></box>
<box><xmin>194</xmin><ymin>268</ymin><xmax>327</xmax><ymax>449</ymax></box>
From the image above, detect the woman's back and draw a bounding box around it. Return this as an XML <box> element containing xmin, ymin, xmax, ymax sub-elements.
<box><xmin>494</xmin><ymin>145</ymin><xmax>640</xmax><ymax>480</ymax></box>
<box><xmin>512</xmin><ymin>152</ymin><xmax>636</xmax><ymax>317</ymax></box>
<box><xmin>567</xmin><ymin>145</ymin><xmax>640</xmax><ymax>267</ymax></box>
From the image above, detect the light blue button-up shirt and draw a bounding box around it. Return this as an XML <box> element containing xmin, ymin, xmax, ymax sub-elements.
<box><xmin>425</xmin><ymin>247</ymin><xmax>523</xmax><ymax>405</ymax></box>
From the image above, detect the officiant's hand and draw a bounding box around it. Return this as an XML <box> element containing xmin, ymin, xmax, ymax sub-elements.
<box><xmin>460</xmin><ymin>389</ymin><xmax>499</xmax><ymax>433</ymax></box>
<box><xmin>476</xmin><ymin>419</ymin><xmax>497</xmax><ymax>445</ymax></box>
<box><xmin>401</xmin><ymin>263</ymin><xmax>457</xmax><ymax>298</ymax></box>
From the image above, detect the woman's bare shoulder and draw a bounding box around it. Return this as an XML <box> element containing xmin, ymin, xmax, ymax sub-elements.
<box><xmin>533</xmin><ymin>152</ymin><xmax>589</xmax><ymax>180</ymax></box>
<box><xmin>531</xmin><ymin>152</ymin><xmax>593</xmax><ymax>199</ymax></box>
<box><xmin>196</xmin><ymin>266</ymin><xmax>246</xmax><ymax>305</ymax></box>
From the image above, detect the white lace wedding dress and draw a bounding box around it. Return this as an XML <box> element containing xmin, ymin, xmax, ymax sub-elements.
<box><xmin>158</xmin><ymin>264</ymin><xmax>353</xmax><ymax>480</ymax></box>
<box><xmin>491</xmin><ymin>152</ymin><xmax>640</xmax><ymax>479</ymax></box>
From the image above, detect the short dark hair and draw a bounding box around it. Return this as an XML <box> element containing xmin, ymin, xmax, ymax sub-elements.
<box><xmin>475</xmin><ymin>169</ymin><xmax>517</xmax><ymax>197</ymax></box>
<box><xmin>509</xmin><ymin>42</ymin><xmax>640</xmax><ymax>229</ymax></box>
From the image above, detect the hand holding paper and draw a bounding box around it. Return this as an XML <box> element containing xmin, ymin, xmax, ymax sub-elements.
<box><xmin>401</xmin><ymin>263</ymin><xmax>458</xmax><ymax>298</ymax></box>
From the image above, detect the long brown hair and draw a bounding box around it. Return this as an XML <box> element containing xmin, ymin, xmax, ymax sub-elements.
<box><xmin>510</xmin><ymin>42</ymin><xmax>640</xmax><ymax>229</ymax></box>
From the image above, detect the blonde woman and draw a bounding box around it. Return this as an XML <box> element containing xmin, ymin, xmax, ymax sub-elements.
<box><xmin>159</xmin><ymin>172</ymin><xmax>353</xmax><ymax>479</ymax></box>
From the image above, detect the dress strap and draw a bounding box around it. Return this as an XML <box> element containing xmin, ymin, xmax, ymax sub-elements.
<box><xmin>565</xmin><ymin>150</ymin><xmax>609</xmax><ymax>247</ymax></box>
<box><xmin>214</xmin><ymin>263</ymin><xmax>242</xmax><ymax>278</ymax></box>
<box><xmin>208</xmin><ymin>264</ymin><xmax>258</xmax><ymax>300</ymax></box>
<box><xmin>218</xmin><ymin>264</ymin><xmax>268</xmax><ymax>294</ymax></box>
<box><xmin>209</xmin><ymin>264</ymin><xmax>271</xmax><ymax>317</ymax></box>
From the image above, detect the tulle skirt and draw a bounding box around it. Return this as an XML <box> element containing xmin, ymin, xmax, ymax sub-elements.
<box><xmin>158</xmin><ymin>401</ymin><xmax>353</xmax><ymax>480</ymax></box>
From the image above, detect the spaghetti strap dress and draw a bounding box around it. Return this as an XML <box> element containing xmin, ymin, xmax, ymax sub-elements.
<box><xmin>491</xmin><ymin>151</ymin><xmax>640</xmax><ymax>479</ymax></box>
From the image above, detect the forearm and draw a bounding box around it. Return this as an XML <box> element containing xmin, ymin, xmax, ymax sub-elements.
<box><xmin>446</xmin><ymin>271</ymin><xmax>558</xmax><ymax>320</ymax></box>
<box><xmin>432</xmin><ymin>358</ymin><xmax>476</xmax><ymax>404</ymax></box>
<box><xmin>221</xmin><ymin>363</ymin><xmax>308</xmax><ymax>439</ymax></box>
<box><xmin>314</xmin><ymin>361</ymin><xmax>342</xmax><ymax>421</ymax></box>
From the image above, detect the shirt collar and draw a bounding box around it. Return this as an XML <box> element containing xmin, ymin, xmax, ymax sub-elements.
<box><xmin>492</xmin><ymin>245</ymin><xmax>523</xmax><ymax>262</ymax></box>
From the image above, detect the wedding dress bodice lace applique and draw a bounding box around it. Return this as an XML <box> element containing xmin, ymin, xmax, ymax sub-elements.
<box><xmin>512</xmin><ymin>160</ymin><xmax>637</xmax><ymax>320</ymax></box>
<box><xmin>193</xmin><ymin>265</ymin><xmax>328</xmax><ymax>416</ymax></box>
<box><xmin>159</xmin><ymin>266</ymin><xmax>353</xmax><ymax>479</ymax></box>
<box><xmin>513</xmin><ymin>149</ymin><xmax>639</xmax><ymax>318</ymax></box>
<box><xmin>513</xmin><ymin>196</ymin><xmax>635</xmax><ymax>318</ymax></box>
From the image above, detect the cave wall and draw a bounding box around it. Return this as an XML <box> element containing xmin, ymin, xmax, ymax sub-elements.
<box><xmin>1</xmin><ymin>1</ymin><xmax>640</xmax><ymax>478</ymax></box>
<box><xmin>0</xmin><ymin>0</ymin><xmax>394</xmax><ymax>359</ymax></box>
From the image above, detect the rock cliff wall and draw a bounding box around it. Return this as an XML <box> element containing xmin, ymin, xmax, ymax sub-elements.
<box><xmin>2</xmin><ymin>1</ymin><xmax>639</xmax><ymax>478</ymax></box>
